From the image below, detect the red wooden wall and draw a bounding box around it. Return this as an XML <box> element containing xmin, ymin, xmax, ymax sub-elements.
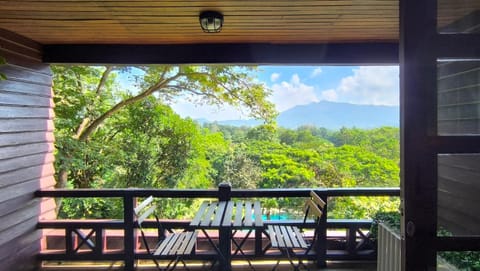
<box><xmin>0</xmin><ymin>29</ymin><xmax>56</xmax><ymax>271</ymax></box>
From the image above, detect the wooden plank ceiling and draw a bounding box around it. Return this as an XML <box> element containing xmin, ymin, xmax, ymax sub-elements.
<box><xmin>0</xmin><ymin>0</ymin><xmax>400</xmax><ymax>45</ymax></box>
<box><xmin>0</xmin><ymin>0</ymin><xmax>478</xmax><ymax>45</ymax></box>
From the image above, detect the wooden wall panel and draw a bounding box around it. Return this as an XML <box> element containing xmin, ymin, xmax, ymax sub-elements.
<box><xmin>437</xmin><ymin>46</ymin><xmax>480</xmax><ymax>235</ymax></box>
<box><xmin>437</xmin><ymin>61</ymin><xmax>480</xmax><ymax>135</ymax></box>
<box><xmin>0</xmin><ymin>29</ymin><xmax>54</xmax><ymax>271</ymax></box>
<box><xmin>438</xmin><ymin>155</ymin><xmax>480</xmax><ymax>235</ymax></box>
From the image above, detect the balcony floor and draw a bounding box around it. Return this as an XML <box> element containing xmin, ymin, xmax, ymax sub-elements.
<box><xmin>41</xmin><ymin>261</ymin><xmax>376</xmax><ymax>271</ymax></box>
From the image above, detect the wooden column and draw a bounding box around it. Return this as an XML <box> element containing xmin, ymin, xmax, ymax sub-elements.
<box><xmin>400</xmin><ymin>0</ymin><xmax>438</xmax><ymax>270</ymax></box>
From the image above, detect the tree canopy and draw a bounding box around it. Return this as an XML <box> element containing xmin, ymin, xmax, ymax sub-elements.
<box><xmin>52</xmin><ymin>65</ymin><xmax>400</xmax><ymax>220</ymax></box>
<box><xmin>53</xmin><ymin>65</ymin><xmax>275</xmax><ymax>189</ymax></box>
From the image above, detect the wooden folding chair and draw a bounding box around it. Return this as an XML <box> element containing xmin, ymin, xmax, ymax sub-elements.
<box><xmin>134</xmin><ymin>196</ymin><xmax>198</xmax><ymax>271</ymax></box>
<box><xmin>266</xmin><ymin>191</ymin><xmax>326</xmax><ymax>271</ymax></box>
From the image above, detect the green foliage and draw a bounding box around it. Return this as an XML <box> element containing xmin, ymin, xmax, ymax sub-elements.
<box><xmin>52</xmin><ymin>64</ymin><xmax>402</xmax><ymax>221</ymax></box>
<box><xmin>330</xmin><ymin>197</ymin><xmax>400</xmax><ymax>220</ymax></box>
<box><xmin>329</xmin><ymin>127</ymin><xmax>400</xmax><ymax>161</ymax></box>
<box><xmin>52</xmin><ymin>65</ymin><xmax>275</xmax><ymax>190</ymax></box>
<box><xmin>369</xmin><ymin>211</ymin><xmax>401</xmax><ymax>239</ymax></box>
<box><xmin>0</xmin><ymin>56</ymin><xmax>6</xmax><ymax>80</ymax></box>
<box><xmin>58</xmin><ymin>198</ymin><xmax>123</xmax><ymax>219</ymax></box>
<box><xmin>320</xmin><ymin>145</ymin><xmax>399</xmax><ymax>187</ymax></box>
<box><xmin>212</xmin><ymin>145</ymin><xmax>262</xmax><ymax>189</ymax></box>
<box><xmin>440</xmin><ymin>251</ymin><xmax>480</xmax><ymax>270</ymax></box>
<box><xmin>438</xmin><ymin>230</ymin><xmax>480</xmax><ymax>270</ymax></box>
<box><xmin>246</xmin><ymin>124</ymin><xmax>278</xmax><ymax>141</ymax></box>
<box><xmin>105</xmin><ymin>98</ymin><xmax>214</xmax><ymax>189</ymax></box>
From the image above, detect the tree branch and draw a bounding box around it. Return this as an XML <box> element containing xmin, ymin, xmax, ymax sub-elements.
<box><xmin>77</xmin><ymin>72</ymin><xmax>183</xmax><ymax>141</ymax></box>
<box><xmin>96</xmin><ymin>66</ymin><xmax>114</xmax><ymax>95</ymax></box>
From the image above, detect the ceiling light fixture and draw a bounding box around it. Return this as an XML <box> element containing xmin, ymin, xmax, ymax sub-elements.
<box><xmin>199</xmin><ymin>11</ymin><xmax>223</xmax><ymax>33</ymax></box>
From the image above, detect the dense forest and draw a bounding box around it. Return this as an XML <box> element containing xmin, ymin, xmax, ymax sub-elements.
<box><xmin>53</xmin><ymin>65</ymin><xmax>399</xmax><ymax>220</ymax></box>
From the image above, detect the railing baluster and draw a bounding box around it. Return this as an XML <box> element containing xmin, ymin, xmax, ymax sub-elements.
<box><xmin>94</xmin><ymin>225</ymin><xmax>103</xmax><ymax>256</ymax></box>
<box><xmin>124</xmin><ymin>193</ymin><xmax>135</xmax><ymax>271</ymax></box>
<box><xmin>66</xmin><ymin>227</ymin><xmax>74</xmax><ymax>256</ymax></box>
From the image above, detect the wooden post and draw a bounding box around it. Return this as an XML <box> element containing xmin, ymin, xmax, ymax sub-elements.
<box><xmin>400</xmin><ymin>0</ymin><xmax>438</xmax><ymax>270</ymax></box>
<box><xmin>218</xmin><ymin>182</ymin><xmax>231</xmax><ymax>201</ymax></box>
<box><xmin>255</xmin><ymin>226</ymin><xmax>262</xmax><ymax>257</ymax></box>
<box><xmin>66</xmin><ymin>228</ymin><xmax>74</xmax><ymax>256</ymax></box>
<box><xmin>123</xmin><ymin>194</ymin><xmax>135</xmax><ymax>271</ymax></box>
<box><xmin>218</xmin><ymin>182</ymin><xmax>232</xmax><ymax>271</ymax></box>
<box><xmin>94</xmin><ymin>226</ymin><xmax>103</xmax><ymax>256</ymax></box>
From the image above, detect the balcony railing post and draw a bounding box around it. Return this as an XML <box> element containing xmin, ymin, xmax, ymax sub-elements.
<box><xmin>124</xmin><ymin>193</ymin><xmax>135</xmax><ymax>271</ymax></box>
<box><xmin>316</xmin><ymin>193</ymin><xmax>328</xmax><ymax>268</ymax></box>
<box><xmin>218</xmin><ymin>182</ymin><xmax>232</xmax><ymax>271</ymax></box>
<box><xmin>218</xmin><ymin>181</ymin><xmax>231</xmax><ymax>201</ymax></box>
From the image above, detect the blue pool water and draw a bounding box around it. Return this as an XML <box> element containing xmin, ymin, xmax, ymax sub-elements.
<box><xmin>262</xmin><ymin>214</ymin><xmax>290</xmax><ymax>220</ymax></box>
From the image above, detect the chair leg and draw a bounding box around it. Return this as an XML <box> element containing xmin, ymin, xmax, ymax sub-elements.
<box><xmin>232</xmin><ymin>237</ymin><xmax>257</xmax><ymax>271</ymax></box>
<box><xmin>180</xmin><ymin>259</ymin><xmax>190</xmax><ymax>271</ymax></box>
<box><xmin>151</xmin><ymin>257</ymin><xmax>164</xmax><ymax>271</ymax></box>
<box><xmin>285</xmin><ymin>248</ymin><xmax>302</xmax><ymax>271</ymax></box>
<box><xmin>298</xmin><ymin>259</ymin><xmax>311</xmax><ymax>271</ymax></box>
<box><xmin>270</xmin><ymin>258</ymin><xmax>281</xmax><ymax>271</ymax></box>
<box><xmin>208</xmin><ymin>259</ymin><xmax>217</xmax><ymax>271</ymax></box>
<box><xmin>165</xmin><ymin>256</ymin><xmax>180</xmax><ymax>271</ymax></box>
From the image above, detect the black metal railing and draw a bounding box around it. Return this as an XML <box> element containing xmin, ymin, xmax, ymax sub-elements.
<box><xmin>36</xmin><ymin>186</ymin><xmax>400</xmax><ymax>271</ymax></box>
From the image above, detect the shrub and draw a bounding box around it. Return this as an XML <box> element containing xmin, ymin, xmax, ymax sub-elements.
<box><xmin>438</xmin><ymin>229</ymin><xmax>480</xmax><ymax>271</ymax></box>
<box><xmin>369</xmin><ymin>211</ymin><xmax>400</xmax><ymax>240</ymax></box>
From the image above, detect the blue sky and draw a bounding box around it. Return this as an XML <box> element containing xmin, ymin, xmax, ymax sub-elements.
<box><xmin>171</xmin><ymin>66</ymin><xmax>399</xmax><ymax>121</ymax></box>
<box><xmin>118</xmin><ymin>65</ymin><xmax>399</xmax><ymax>121</ymax></box>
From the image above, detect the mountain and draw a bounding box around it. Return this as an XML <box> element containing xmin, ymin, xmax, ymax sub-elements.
<box><xmin>277</xmin><ymin>101</ymin><xmax>399</xmax><ymax>129</ymax></box>
<box><xmin>199</xmin><ymin>101</ymin><xmax>399</xmax><ymax>129</ymax></box>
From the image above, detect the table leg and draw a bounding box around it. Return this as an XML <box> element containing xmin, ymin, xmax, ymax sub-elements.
<box><xmin>219</xmin><ymin>227</ymin><xmax>232</xmax><ymax>271</ymax></box>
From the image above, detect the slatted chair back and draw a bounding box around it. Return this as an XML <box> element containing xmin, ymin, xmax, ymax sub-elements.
<box><xmin>302</xmin><ymin>191</ymin><xmax>325</xmax><ymax>252</ymax></box>
<box><xmin>133</xmin><ymin>196</ymin><xmax>199</xmax><ymax>271</ymax></box>
<box><xmin>303</xmin><ymin>191</ymin><xmax>325</xmax><ymax>223</ymax></box>
<box><xmin>266</xmin><ymin>191</ymin><xmax>326</xmax><ymax>271</ymax></box>
<box><xmin>134</xmin><ymin>196</ymin><xmax>161</xmax><ymax>257</ymax></box>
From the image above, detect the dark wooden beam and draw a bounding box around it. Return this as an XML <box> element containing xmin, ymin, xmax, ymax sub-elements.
<box><xmin>43</xmin><ymin>42</ymin><xmax>399</xmax><ymax>65</ymax></box>
<box><xmin>429</xmin><ymin>136</ymin><xmax>480</xmax><ymax>153</ymax></box>
<box><xmin>437</xmin><ymin>237</ymin><xmax>480</xmax><ymax>251</ymax></box>
<box><xmin>436</xmin><ymin>34</ymin><xmax>480</xmax><ymax>58</ymax></box>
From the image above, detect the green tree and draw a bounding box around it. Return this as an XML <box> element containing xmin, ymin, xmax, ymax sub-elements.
<box><xmin>213</xmin><ymin>145</ymin><xmax>262</xmax><ymax>189</ymax></box>
<box><xmin>104</xmin><ymin>97</ymin><xmax>214</xmax><ymax>189</ymax></box>
<box><xmin>53</xmin><ymin>65</ymin><xmax>276</xmax><ymax>189</ymax></box>
<box><xmin>245</xmin><ymin>123</ymin><xmax>278</xmax><ymax>142</ymax></box>
<box><xmin>320</xmin><ymin>145</ymin><xmax>399</xmax><ymax>187</ymax></box>
<box><xmin>328</xmin><ymin>127</ymin><xmax>399</xmax><ymax>161</ymax></box>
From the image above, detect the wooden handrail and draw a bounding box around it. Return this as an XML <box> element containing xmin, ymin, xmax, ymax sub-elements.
<box><xmin>35</xmin><ymin>187</ymin><xmax>400</xmax><ymax>198</ymax></box>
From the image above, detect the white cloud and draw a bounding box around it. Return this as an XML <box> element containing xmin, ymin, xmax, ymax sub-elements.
<box><xmin>270</xmin><ymin>73</ymin><xmax>280</xmax><ymax>82</ymax></box>
<box><xmin>170</xmin><ymin>98</ymin><xmax>248</xmax><ymax>121</ymax></box>
<box><xmin>270</xmin><ymin>74</ymin><xmax>319</xmax><ymax>112</ymax></box>
<box><xmin>320</xmin><ymin>89</ymin><xmax>338</xmax><ymax>101</ymax></box>
<box><xmin>320</xmin><ymin>66</ymin><xmax>399</xmax><ymax>106</ymax></box>
<box><xmin>311</xmin><ymin>67</ymin><xmax>323</xmax><ymax>78</ymax></box>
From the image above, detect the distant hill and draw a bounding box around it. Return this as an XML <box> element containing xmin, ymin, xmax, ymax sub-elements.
<box><xmin>276</xmin><ymin>101</ymin><xmax>399</xmax><ymax>129</ymax></box>
<box><xmin>199</xmin><ymin>101</ymin><xmax>399</xmax><ymax>129</ymax></box>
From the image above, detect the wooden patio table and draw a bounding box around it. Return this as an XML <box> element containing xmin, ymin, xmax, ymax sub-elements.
<box><xmin>189</xmin><ymin>200</ymin><xmax>263</xmax><ymax>271</ymax></box>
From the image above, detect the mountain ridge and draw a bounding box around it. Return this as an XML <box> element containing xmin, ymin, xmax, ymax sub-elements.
<box><xmin>199</xmin><ymin>101</ymin><xmax>399</xmax><ymax>129</ymax></box>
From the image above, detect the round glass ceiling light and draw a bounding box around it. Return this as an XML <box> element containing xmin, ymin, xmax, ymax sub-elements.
<box><xmin>199</xmin><ymin>11</ymin><xmax>224</xmax><ymax>33</ymax></box>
